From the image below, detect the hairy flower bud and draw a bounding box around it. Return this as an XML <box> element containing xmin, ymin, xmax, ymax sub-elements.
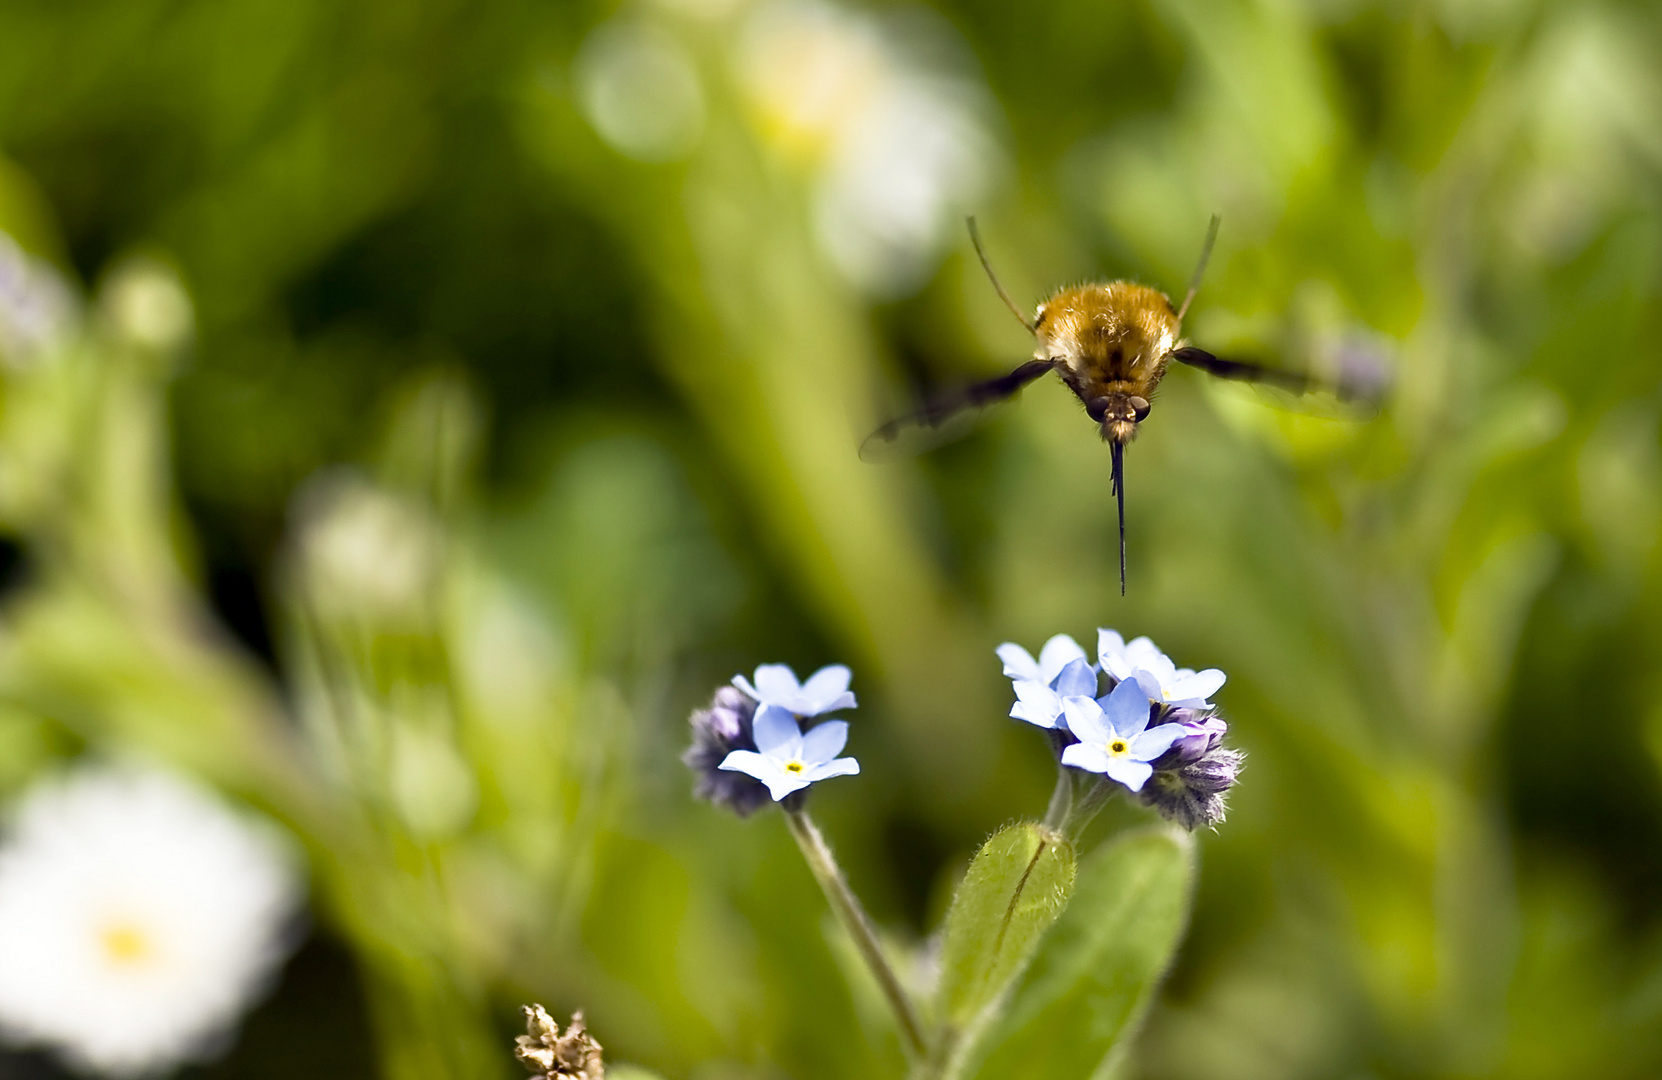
<box><xmin>683</xmin><ymin>685</ymin><xmax>771</xmax><ymax>816</ymax></box>
<box><xmin>1138</xmin><ymin>744</ymin><xmax>1244</xmax><ymax>831</ymax></box>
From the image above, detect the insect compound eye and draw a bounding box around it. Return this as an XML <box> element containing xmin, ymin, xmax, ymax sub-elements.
<box><xmin>1129</xmin><ymin>395</ymin><xmax>1151</xmax><ymax>421</ymax></box>
<box><xmin>1086</xmin><ymin>396</ymin><xmax>1112</xmax><ymax>422</ymax></box>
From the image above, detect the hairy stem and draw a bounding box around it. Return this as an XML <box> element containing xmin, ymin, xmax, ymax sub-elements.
<box><xmin>785</xmin><ymin>808</ymin><xmax>927</xmax><ymax>1058</ymax></box>
<box><xmin>1041</xmin><ymin>764</ymin><xmax>1073</xmax><ymax>832</ymax></box>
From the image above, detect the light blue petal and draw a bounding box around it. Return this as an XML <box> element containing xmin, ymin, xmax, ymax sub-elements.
<box><xmin>1104</xmin><ymin>757</ymin><xmax>1153</xmax><ymax>792</ymax></box>
<box><xmin>1037</xmin><ymin>634</ymin><xmax>1087</xmax><ymax>681</ymax></box>
<box><xmin>751</xmin><ymin>664</ymin><xmax>804</xmax><ymax>704</ymax></box>
<box><xmin>997</xmin><ymin>643</ymin><xmax>1040</xmax><ymax>681</ymax></box>
<box><xmin>1123</xmin><ymin>636</ymin><xmax>1172</xmax><ymax>676</ymax></box>
<box><xmin>760</xmin><ymin>771</ymin><xmax>812</xmax><ymax>800</ymax></box>
<box><xmin>1052</xmin><ymin>657</ymin><xmax>1097</xmax><ymax>698</ymax></box>
<box><xmin>800</xmin><ymin>719</ymin><xmax>849</xmax><ymax>765</ymax></box>
<box><xmin>1011</xmin><ymin>701</ymin><xmax>1059</xmax><ymax>728</ymax></box>
<box><xmin>806</xmin><ymin>691</ymin><xmax>857</xmax><ymax>715</ymax></box>
<box><xmin>752</xmin><ymin>704</ymin><xmax>802</xmax><ymax>757</ymax></box>
<box><xmin>731</xmin><ymin>673</ymin><xmax>762</xmax><ymax>700</ymax></box>
<box><xmin>1102</xmin><ymin>677</ymin><xmax>1152</xmax><ymax>738</ymax></box>
<box><xmin>800</xmin><ymin>665</ymin><xmax>854</xmax><ymax>711</ymax></box>
<box><xmin>1128</xmin><ymin>669</ymin><xmax>1166</xmax><ymax>704</ymax></box>
<box><xmin>804</xmin><ymin>756</ymin><xmax>860</xmax><ymax>783</ymax></box>
<box><xmin>1061</xmin><ymin>743</ymin><xmax>1112</xmax><ymax>774</ymax></box>
<box><xmin>1166</xmin><ymin>668</ymin><xmax>1226</xmax><ymax>706</ymax></box>
<box><xmin>1129</xmin><ymin>724</ymin><xmax>1183</xmax><ymax>761</ymax></box>
<box><xmin>1011</xmin><ymin>681</ymin><xmax>1063</xmax><ymax>727</ymax></box>
<box><xmin>1096</xmin><ymin>628</ymin><xmax>1132</xmax><ymax>678</ymax></box>
<box><xmin>1061</xmin><ymin>696</ymin><xmax>1109</xmax><ymax>742</ymax></box>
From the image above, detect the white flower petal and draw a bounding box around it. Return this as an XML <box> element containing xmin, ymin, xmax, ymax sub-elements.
<box><xmin>996</xmin><ymin>643</ymin><xmax>1041</xmax><ymax>682</ymax></box>
<box><xmin>1036</xmin><ymin>634</ymin><xmax>1087</xmax><ymax>682</ymax></box>
<box><xmin>1061</xmin><ymin>743</ymin><xmax>1113</xmax><ymax>773</ymax></box>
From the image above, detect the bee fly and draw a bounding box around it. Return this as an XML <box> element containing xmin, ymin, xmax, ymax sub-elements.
<box><xmin>863</xmin><ymin>216</ymin><xmax>1356</xmax><ymax>594</ymax></box>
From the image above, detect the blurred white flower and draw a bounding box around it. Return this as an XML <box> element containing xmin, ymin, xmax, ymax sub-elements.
<box><xmin>0</xmin><ymin>766</ymin><xmax>301</xmax><ymax>1076</ymax></box>
<box><xmin>576</xmin><ymin>20</ymin><xmax>706</xmax><ymax>162</ymax></box>
<box><xmin>293</xmin><ymin>471</ymin><xmax>443</xmax><ymax>624</ymax></box>
<box><xmin>0</xmin><ymin>231</ymin><xmax>77</xmax><ymax>367</ymax></box>
<box><xmin>735</xmin><ymin>0</ymin><xmax>1000</xmax><ymax>295</ymax></box>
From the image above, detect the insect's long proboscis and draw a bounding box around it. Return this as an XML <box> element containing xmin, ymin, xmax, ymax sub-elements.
<box><xmin>1111</xmin><ymin>441</ymin><xmax>1126</xmax><ymax>596</ymax></box>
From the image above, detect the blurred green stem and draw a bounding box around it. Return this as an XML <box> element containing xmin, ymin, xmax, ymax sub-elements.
<box><xmin>784</xmin><ymin>808</ymin><xmax>926</xmax><ymax>1058</ymax></box>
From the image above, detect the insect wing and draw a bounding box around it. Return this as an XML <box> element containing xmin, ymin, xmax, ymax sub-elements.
<box><xmin>859</xmin><ymin>359</ymin><xmax>1058</xmax><ymax>462</ymax></box>
<box><xmin>1172</xmin><ymin>344</ymin><xmax>1391</xmax><ymax>414</ymax></box>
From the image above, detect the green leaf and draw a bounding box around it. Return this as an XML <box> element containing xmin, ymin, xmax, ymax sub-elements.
<box><xmin>964</xmin><ymin>826</ymin><xmax>1195</xmax><ymax>1080</ymax></box>
<box><xmin>933</xmin><ymin>822</ymin><xmax>1077</xmax><ymax>1046</ymax></box>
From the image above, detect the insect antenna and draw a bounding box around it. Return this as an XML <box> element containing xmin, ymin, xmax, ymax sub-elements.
<box><xmin>966</xmin><ymin>217</ymin><xmax>1035</xmax><ymax>334</ymax></box>
<box><xmin>1111</xmin><ymin>441</ymin><xmax>1126</xmax><ymax>596</ymax></box>
<box><xmin>1175</xmin><ymin>213</ymin><xmax>1222</xmax><ymax>324</ymax></box>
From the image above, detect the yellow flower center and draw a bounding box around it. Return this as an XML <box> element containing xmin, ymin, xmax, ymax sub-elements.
<box><xmin>1108</xmin><ymin>739</ymin><xmax>1129</xmax><ymax>756</ymax></box>
<box><xmin>784</xmin><ymin>761</ymin><xmax>805</xmax><ymax>774</ymax></box>
<box><xmin>99</xmin><ymin>922</ymin><xmax>153</xmax><ymax>967</ymax></box>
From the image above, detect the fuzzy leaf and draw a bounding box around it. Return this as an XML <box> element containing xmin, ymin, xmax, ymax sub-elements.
<box><xmin>933</xmin><ymin>822</ymin><xmax>1076</xmax><ymax>1042</ymax></box>
<box><xmin>964</xmin><ymin>826</ymin><xmax>1195</xmax><ymax>1080</ymax></box>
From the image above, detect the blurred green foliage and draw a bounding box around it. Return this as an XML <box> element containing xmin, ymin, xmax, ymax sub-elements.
<box><xmin>1</xmin><ymin>0</ymin><xmax>1661</xmax><ymax>1077</ymax></box>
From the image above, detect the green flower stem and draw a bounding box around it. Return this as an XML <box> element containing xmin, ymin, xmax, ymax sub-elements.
<box><xmin>784</xmin><ymin>808</ymin><xmax>927</xmax><ymax>1058</ymax></box>
<box><xmin>1041</xmin><ymin>763</ymin><xmax>1073</xmax><ymax>832</ymax></box>
<box><xmin>1063</xmin><ymin>776</ymin><xmax>1119</xmax><ymax>840</ymax></box>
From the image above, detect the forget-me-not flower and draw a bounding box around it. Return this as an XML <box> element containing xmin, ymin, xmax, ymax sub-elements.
<box><xmin>719</xmin><ymin>704</ymin><xmax>860</xmax><ymax>801</ymax></box>
<box><xmin>996</xmin><ymin>634</ymin><xmax>1088</xmax><ymax>686</ymax></box>
<box><xmin>1058</xmin><ymin>679</ymin><xmax>1185</xmax><ymax>792</ymax></box>
<box><xmin>1097</xmin><ymin>629</ymin><xmax>1225</xmax><ymax>710</ymax></box>
<box><xmin>1008</xmin><ymin>657</ymin><xmax>1096</xmax><ymax>729</ymax></box>
<box><xmin>733</xmin><ymin>664</ymin><xmax>857</xmax><ymax>716</ymax></box>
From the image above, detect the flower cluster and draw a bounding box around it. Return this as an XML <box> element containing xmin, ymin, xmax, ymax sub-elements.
<box><xmin>684</xmin><ymin>663</ymin><xmax>860</xmax><ymax>814</ymax></box>
<box><xmin>998</xmin><ymin>630</ymin><xmax>1243</xmax><ymax>829</ymax></box>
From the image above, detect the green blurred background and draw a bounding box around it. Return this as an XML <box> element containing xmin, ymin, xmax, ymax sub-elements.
<box><xmin>1</xmin><ymin>0</ymin><xmax>1661</xmax><ymax>1076</ymax></box>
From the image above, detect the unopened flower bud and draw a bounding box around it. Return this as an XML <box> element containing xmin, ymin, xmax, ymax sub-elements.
<box><xmin>683</xmin><ymin>685</ymin><xmax>771</xmax><ymax>816</ymax></box>
<box><xmin>1138</xmin><ymin>744</ymin><xmax>1244</xmax><ymax>831</ymax></box>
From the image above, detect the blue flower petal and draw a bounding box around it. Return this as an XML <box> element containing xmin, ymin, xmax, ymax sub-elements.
<box><xmin>803</xmin><ymin>756</ymin><xmax>860</xmax><ymax>783</ymax></box>
<box><xmin>1104</xmin><ymin>757</ymin><xmax>1154</xmax><ymax>792</ymax></box>
<box><xmin>1101</xmin><ymin>678</ymin><xmax>1152</xmax><ymax>738</ymax></box>
<box><xmin>1052</xmin><ymin>657</ymin><xmax>1097</xmax><ymax>698</ymax></box>
<box><xmin>1061</xmin><ymin>696</ymin><xmax>1110</xmax><ymax>742</ymax></box>
<box><xmin>800</xmin><ymin>719</ymin><xmax>849</xmax><ymax>765</ymax></box>
<box><xmin>751</xmin><ymin>704</ymin><xmax>802</xmax><ymax>757</ymax></box>
<box><xmin>800</xmin><ymin>665</ymin><xmax>856</xmax><ymax>714</ymax></box>
<box><xmin>1129</xmin><ymin>723</ymin><xmax>1184</xmax><ymax>761</ymax></box>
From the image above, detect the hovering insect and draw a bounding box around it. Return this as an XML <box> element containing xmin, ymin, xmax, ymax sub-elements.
<box><xmin>862</xmin><ymin>216</ymin><xmax>1360</xmax><ymax>594</ymax></box>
